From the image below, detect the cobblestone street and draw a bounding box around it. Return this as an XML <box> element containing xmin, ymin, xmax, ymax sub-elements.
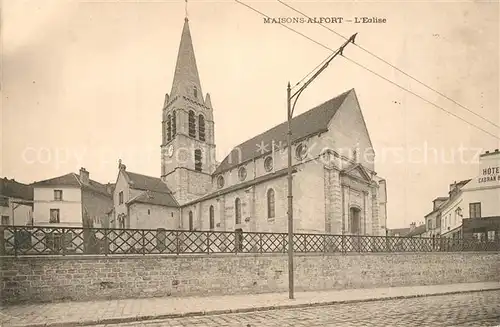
<box><xmin>98</xmin><ymin>291</ymin><xmax>500</xmax><ymax>327</ymax></box>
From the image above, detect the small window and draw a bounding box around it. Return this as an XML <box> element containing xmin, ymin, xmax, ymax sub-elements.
<box><xmin>264</xmin><ymin>156</ymin><xmax>273</xmax><ymax>172</ymax></box>
<box><xmin>171</xmin><ymin>212</ymin><xmax>174</xmax><ymax>217</ymax></box>
<box><xmin>267</xmin><ymin>188</ymin><xmax>275</xmax><ymax>219</ymax></box>
<box><xmin>198</xmin><ymin>115</ymin><xmax>206</xmax><ymax>142</ymax></box>
<box><xmin>238</xmin><ymin>166</ymin><xmax>247</xmax><ymax>181</ymax></box>
<box><xmin>1</xmin><ymin>216</ymin><xmax>9</xmax><ymax>225</ymax></box>
<box><xmin>148</xmin><ymin>209</ymin><xmax>151</xmax><ymax>215</ymax></box>
<box><xmin>54</xmin><ymin>190</ymin><xmax>63</xmax><ymax>201</ymax></box>
<box><xmin>209</xmin><ymin>205</ymin><xmax>215</xmax><ymax>230</ymax></box>
<box><xmin>119</xmin><ymin>191</ymin><xmax>124</xmax><ymax>205</ymax></box>
<box><xmin>487</xmin><ymin>231</ymin><xmax>496</xmax><ymax>241</ymax></box>
<box><xmin>295</xmin><ymin>143</ymin><xmax>307</xmax><ymax>160</ymax></box>
<box><xmin>217</xmin><ymin>175</ymin><xmax>225</xmax><ymax>188</ymax></box>
<box><xmin>194</xmin><ymin>149</ymin><xmax>202</xmax><ymax>172</ymax></box>
<box><xmin>235</xmin><ymin>198</ymin><xmax>242</xmax><ymax>224</ymax></box>
<box><xmin>193</xmin><ymin>86</ymin><xmax>198</xmax><ymax>99</ymax></box>
<box><xmin>469</xmin><ymin>202</ymin><xmax>481</xmax><ymax>218</ymax></box>
<box><xmin>188</xmin><ymin>211</ymin><xmax>194</xmax><ymax>231</ymax></box>
<box><xmin>49</xmin><ymin>209</ymin><xmax>60</xmax><ymax>223</ymax></box>
<box><xmin>188</xmin><ymin>110</ymin><xmax>196</xmax><ymax>138</ymax></box>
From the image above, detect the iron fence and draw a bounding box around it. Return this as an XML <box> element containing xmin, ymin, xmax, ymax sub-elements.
<box><xmin>0</xmin><ymin>225</ymin><xmax>499</xmax><ymax>256</ymax></box>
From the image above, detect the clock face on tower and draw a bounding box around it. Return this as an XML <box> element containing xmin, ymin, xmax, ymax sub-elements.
<box><xmin>167</xmin><ymin>145</ymin><xmax>174</xmax><ymax>157</ymax></box>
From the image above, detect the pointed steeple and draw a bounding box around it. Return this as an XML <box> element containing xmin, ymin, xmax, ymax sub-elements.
<box><xmin>170</xmin><ymin>18</ymin><xmax>203</xmax><ymax>101</ymax></box>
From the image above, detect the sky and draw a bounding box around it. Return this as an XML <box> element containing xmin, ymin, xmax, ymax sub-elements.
<box><xmin>2</xmin><ymin>0</ymin><xmax>499</xmax><ymax>229</ymax></box>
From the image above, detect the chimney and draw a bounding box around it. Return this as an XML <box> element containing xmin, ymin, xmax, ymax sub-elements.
<box><xmin>79</xmin><ymin>167</ymin><xmax>89</xmax><ymax>184</ymax></box>
<box><xmin>495</xmin><ymin>149</ymin><xmax>499</xmax><ymax>153</ymax></box>
<box><xmin>410</xmin><ymin>222</ymin><xmax>416</xmax><ymax>231</ymax></box>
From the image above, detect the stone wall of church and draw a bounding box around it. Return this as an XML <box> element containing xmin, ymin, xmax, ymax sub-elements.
<box><xmin>180</xmin><ymin>161</ymin><xmax>329</xmax><ymax>234</ymax></box>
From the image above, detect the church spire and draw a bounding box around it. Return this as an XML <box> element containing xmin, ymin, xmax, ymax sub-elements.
<box><xmin>170</xmin><ymin>15</ymin><xmax>203</xmax><ymax>101</ymax></box>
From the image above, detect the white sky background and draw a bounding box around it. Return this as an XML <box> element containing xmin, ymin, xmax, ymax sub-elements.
<box><xmin>1</xmin><ymin>0</ymin><xmax>499</xmax><ymax>228</ymax></box>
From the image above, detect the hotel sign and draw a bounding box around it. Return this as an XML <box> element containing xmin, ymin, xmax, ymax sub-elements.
<box><xmin>478</xmin><ymin>166</ymin><xmax>500</xmax><ymax>183</ymax></box>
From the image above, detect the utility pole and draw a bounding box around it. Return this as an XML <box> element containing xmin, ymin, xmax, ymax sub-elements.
<box><xmin>286</xmin><ymin>32</ymin><xmax>357</xmax><ymax>300</ymax></box>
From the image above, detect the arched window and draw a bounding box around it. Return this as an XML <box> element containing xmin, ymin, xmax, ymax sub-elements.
<box><xmin>188</xmin><ymin>110</ymin><xmax>196</xmax><ymax>137</ymax></box>
<box><xmin>167</xmin><ymin>114</ymin><xmax>172</xmax><ymax>141</ymax></box>
<box><xmin>188</xmin><ymin>211</ymin><xmax>194</xmax><ymax>231</ymax></box>
<box><xmin>193</xmin><ymin>86</ymin><xmax>198</xmax><ymax>99</ymax></box>
<box><xmin>194</xmin><ymin>149</ymin><xmax>202</xmax><ymax>172</ymax></box>
<box><xmin>172</xmin><ymin>111</ymin><xmax>176</xmax><ymax>137</ymax></box>
<box><xmin>209</xmin><ymin>205</ymin><xmax>215</xmax><ymax>230</ymax></box>
<box><xmin>235</xmin><ymin>198</ymin><xmax>242</xmax><ymax>224</ymax></box>
<box><xmin>267</xmin><ymin>189</ymin><xmax>275</xmax><ymax>219</ymax></box>
<box><xmin>198</xmin><ymin>114</ymin><xmax>206</xmax><ymax>141</ymax></box>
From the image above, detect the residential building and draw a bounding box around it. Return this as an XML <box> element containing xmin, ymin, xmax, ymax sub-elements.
<box><xmin>110</xmin><ymin>162</ymin><xmax>179</xmax><ymax>230</ymax></box>
<box><xmin>424</xmin><ymin>196</ymin><xmax>448</xmax><ymax>238</ymax></box>
<box><xmin>0</xmin><ymin>178</ymin><xmax>34</xmax><ymax>226</ymax></box>
<box><xmin>32</xmin><ymin>168</ymin><xmax>113</xmax><ymax>227</ymax></box>
<box><xmin>405</xmin><ymin>222</ymin><xmax>427</xmax><ymax>238</ymax></box>
<box><xmin>387</xmin><ymin>227</ymin><xmax>411</xmax><ymax>237</ymax></box>
<box><xmin>429</xmin><ymin>149</ymin><xmax>500</xmax><ymax>241</ymax></box>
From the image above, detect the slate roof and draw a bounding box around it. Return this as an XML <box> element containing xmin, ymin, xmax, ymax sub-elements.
<box><xmin>128</xmin><ymin>190</ymin><xmax>179</xmax><ymax>207</ymax></box>
<box><xmin>213</xmin><ymin>89</ymin><xmax>353</xmax><ymax>175</ymax></box>
<box><xmin>32</xmin><ymin>173</ymin><xmax>112</xmax><ymax>198</ymax></box>
<box><xmin>0</xmin><ymin>178</ymin><xmax>34</xmax><ymax>202</ymax></box>
<box><xmin>387</xmin><ymin>228</ymin><xmax>411</xmax><ymax>237</ymax></box>
<box><xmin>404</xmin><ymin>225</ymin><xmax>427</xmax><ymax>237</ymax></box>
<box><xmin>123</xmin><ymin>171</ymin><xmax>178</xmax><ymax>207</ymax></box>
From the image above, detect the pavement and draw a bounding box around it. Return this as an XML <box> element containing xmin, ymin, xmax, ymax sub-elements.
<box><xmin>94</xmin><ymin>290</ymin><xmax>500</xmax><ymax>327</ymax></box>
<box><xmin>1</xmin><ymin>282</ymin><xmax>499</xmax><ymax>327</ymax></box>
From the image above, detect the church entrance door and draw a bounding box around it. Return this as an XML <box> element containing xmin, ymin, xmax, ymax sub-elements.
<box><xmin>349</xmin><ymin>207</ymin><xmax>361</xmax><ymax>235</ymax></box>
<box><xmin>349</xmin><ymin>207</ymin><xmax>362</xmax><ymax>251</ymax></box>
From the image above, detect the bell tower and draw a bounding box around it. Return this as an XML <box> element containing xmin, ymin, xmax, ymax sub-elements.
<box><xmin>161</xmin><ymin>17</ymin><xmax>216</xmax><ymax>205</ymax></box>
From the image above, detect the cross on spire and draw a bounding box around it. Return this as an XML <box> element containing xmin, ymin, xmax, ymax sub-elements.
<box><xmin>185</xmin><ymin>0</ymin><xmax>188</xmax><ymax>20</ymax></box>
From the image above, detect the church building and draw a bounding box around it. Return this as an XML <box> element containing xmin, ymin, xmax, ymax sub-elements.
<box><xmin>112</xmin><ymin>17</ymin><xmax>388</xmax><ymax>236</ymax></box>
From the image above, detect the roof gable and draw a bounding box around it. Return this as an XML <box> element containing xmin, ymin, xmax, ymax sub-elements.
<box><xmin>32</xmin><ymin>173</ymin><xmax>112</xmax><ymax>198</ymax></box>
<box><xmin>32</xmin><ymin>173</ymin><xmax>81</xmax><ymax>188</ymax></box>
<box><xmin>342</xmin><ymin>163</ymin><xmax>372</xmax><ymax>182</ymax></box>
<box><xmin>214</xmin><ymin>89</ymin><xmax>353</xmax><ymax>174</ymax></box>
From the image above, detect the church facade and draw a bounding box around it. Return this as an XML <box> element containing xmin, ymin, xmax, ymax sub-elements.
<box><xmin>113</xmin><ymin>18</ymin><xmax>387</xmax><ymax>236</ymax></box>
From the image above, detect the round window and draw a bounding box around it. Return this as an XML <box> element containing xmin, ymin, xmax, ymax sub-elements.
<box><xmin>238</xmin><ymin>166</ymin><xmax>247</xmax><ymax>181</ymax></box>
<box><xmin>295</xmin><ymin>143</ymin><xmax>308</xmax><ymax>160</ymax></box>
<box><xmin>217</xmin><ymin>175</ymin><xmax>225</xmax><ymax>188</ymax></box>
<box><xmin>264</xmin><ymin>156</ymin><xmax>273</xmax><ymax>172</ymax></box>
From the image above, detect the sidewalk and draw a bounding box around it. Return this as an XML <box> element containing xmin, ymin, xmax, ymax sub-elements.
<box><xmin>1</xmin><ymin>282</ymin><xmax>499</xmax><ymax>327</ymax></box>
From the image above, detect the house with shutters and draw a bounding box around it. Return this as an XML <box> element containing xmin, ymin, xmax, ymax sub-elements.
<box><xmin>32</xmin><ymin>168</ymin><xmax>113</xmax><ymax>228</ymax></box>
